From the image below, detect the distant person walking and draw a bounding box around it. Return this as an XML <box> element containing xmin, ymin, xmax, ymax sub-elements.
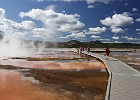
<box><xmin>105</xmin><ymin>48</ymin><xmax>110</xmax><ymax>60</ymax></box>
<box><xmin>79</xmin><ymin>46</ymin><xmax>83</xmax><ymax>55</ymax></box>
<box><xmin>87</xmin><ymin>47</ymin><xmax>90</xmax><ymax>52</ymax></box>
<box><xmin>133</xmin><ymin>48</ymin><xmax>136</xmax><ymax>53</ymax></box>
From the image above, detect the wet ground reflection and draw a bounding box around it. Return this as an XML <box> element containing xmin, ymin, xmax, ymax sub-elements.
<box><xmin>0</xmin><ymin>69</ymin><xmax>72</xmax><ymax>100</ymax></box>
<box><xmin>0</xmin><ymin>59</ymin><xmax>105</xmax><ymax>71</ymax></box>
<box><xmin>0</xmin><ymin>50</ymin><xmax>108</xmax><ymax>100</ymax></box>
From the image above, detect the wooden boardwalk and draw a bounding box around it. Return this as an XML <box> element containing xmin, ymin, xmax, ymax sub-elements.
<box><xmin>82</xmin><ymin>51</ymin><xmax>140</xmax><ymax>100</ymax></box>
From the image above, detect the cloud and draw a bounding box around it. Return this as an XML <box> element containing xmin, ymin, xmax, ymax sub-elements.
<box><xmin>20</xmin><ymin>9</ymin><xmax>58</xmax><ymax>21</ymax></box>
<box><xmin>99</xmin><ymin>39</ymin><xmax>110</xmax><ymax>41</ymax></box>
<box><xmin>124</xmin><ymin>3</ymin><xmax>128</xmax><ymax>6</ymax></box>
<box><xmin>91</xmin><ymin>35</ymin><xmax>101</xmax><ymax>39</ymax></box>
<box><xmin>41</xmin><ymin>0</ymin><xmax>77</xmax><ymax>1</ymax></box>
<box><xmin>0</xmin><ymin>8</ymin><xmax>42</xmax><ymax>57</ymax></box>
<box><xmin>0</xmin><ymin>8</ymin><xmax>36</xmax><ymax>37</ymax></box>
<box><xmin>0</xmin><ymin>8</ymin><xmax>5</xmax><ymax>19</ymax></box>
<box><xmin>32</xmin><ymin>28</ymin><xmax>53</xmax><ymax>38</ymax></box>
<box><xmin>128</xmin><ymin>38</ymin><xmax>140</xmax><ymax>41</ymax></box>
<box><xmin>111</xmin><ymin>27</ymin><xmax>125</xmax><ymax>33</ymax></box>
<box><xmin>19</xmin><ymin>8</ymin><xmax>84</xmax><ymax>38</ymax></box>
<box><xmin>122</xmin><ymin>12</ymin><xmax>132</xmax><ymax>17</ymax></box>
<box><xmin>136</xmin><ymin>18</ymin><xmax>140</xmax><ymax>22</ymax></box>
<box><xmin>45</xmin><ymin>5</ymin><xmax>56</xmax><ymax>10</ymax></box>
<box><xmin>100</xmin><ymin>14</ymin><xmax>134</xmax><ymax>27</ymax></box>
<box><xmin>62</xmin><ymin>11</ymin><xmax>66</xmax><ymax>13</ymax></box>
<box><xmin>112</xmin><ymin>36</ymin><xmax>119</xmax><ymax>40</ymax></box>
<box><xmin>0</xmin><ymin>19</ymin><xmax>36</xmax><ymax>32</ymax></box>
<box><xmin>71</xmin><ymin>32</ymin><xmax>86</xmax><ymax>38</ymax></box>
<box><xmin>37</xmin><ymin>0</ymin><xmax>44</xmax><ymax>2</ymax></box>
<box><xmin>136</xmin><ymin>29</ymin><xmax>140</xmax><ymax>31</ymax></box>
<box><xmin>59</xmin><ymin>32</ymin><xmax>86</xmax><ymax>39</ymax></box>
<box><xmin>132</xmin><ymin>8</ymin><xmax>138</xmax><ymax>12</ymax></box>
<box><xmin>34</xmin><ymin>0</ymin><xmax>115</xmax><ymax>3</ymax></box>
<box><xmin>122</xmin><ymin>36</ymin><xmax>140</xmax><ymax>41</ymax></box>
<box><xmin>0</xmin><ymin>19</ymin><xmax>36</xmax><ymax>37</ymax></box>
<box><xmin>58</xmin><ymin>21</ymin><xmax>84</xmax><ymax>33</ymax></box>
<box><xmin>63</xmin><ymin>0</ymin><xmax>76</xmax><ymax>1</ymax></box>
<box><xmin>87</xmin><ymin>27</ymin><xmax>107</xmax><ymax>34</ymax></box>
<box><xmin>86</xmin><ymin>0</ymin><xmax>113</xmax><ymax>4</ymax></box>
<box><xmin>18</xmin><ymin>21</ymin><xmax>36</xmax><ymax>30</ymax></box>
<box><xmin>87</xmin><ymin>5</ymin><xmax>94</xmax><ymax>8</ymax></box>
<box><xmin>1</xmin><ymin>7</ymin><xmax>84</xmax><ymax>40</ymax></box>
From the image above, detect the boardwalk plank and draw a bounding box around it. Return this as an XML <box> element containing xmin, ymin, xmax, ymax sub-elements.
<box><xmin>82</xmin><ymin>51</ymin><xmax>140</xmax><ymax>100</ymax></box>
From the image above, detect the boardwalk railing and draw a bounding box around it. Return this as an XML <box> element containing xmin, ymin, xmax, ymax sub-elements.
<box><xmin>82</xmin><ymin>51</ymin><xmax>140</xmax><ymax>100</ymax></box>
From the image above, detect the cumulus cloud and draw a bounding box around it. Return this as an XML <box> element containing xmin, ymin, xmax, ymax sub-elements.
<box><xmin>136</xmin><ymin>18</ymin><xmax>140</xmax><ymax>22</ymax></box>
<box><xmin>129</xmin><ymin>38</ymin><xmax>140</xmax><ymax>41</ymax></box>
<box><xmin>58</xmin><ymin>21</ymin><xmax>84</xmax><ymax>33</ymax></box>
<box><xmin>43</xmin><ymin>0</ymin><xmax>76</xmax><ymax>1</ymax></box>
<box><xmin>87</xmin><ymin>5</ymin><xmax>94</xmax><ymax>8</ymax></box>
<box><xmin>32</xmin><ymin>28</ymin><xmax>53</xmax><ymax>38</ymax></box>
<box><xmin>0</xmin><ymin>7</ymin><xmax>85</xmax><ymax>40</ymax></box>
<box><xmin>34</xmin><ymin>0</ymin><xmax>115</xmax><ymax>3</ymax></box>
<box><xmin>111</xmin><ymin>27</ymin><xmax>125</xmax><ymax>33</ymax></box>
<box><xmin>37</xmin><ymin>0</ymin><xmax>44</xmax><ymax>2</ymax></box>
<box><xmin>112</xmin><ymin>36</ymin><xmax>119</xmax><ymax>40</ymax></box>
<box><xmin>87</xmin><ymin>27</ymin><xmax>107</xmax><ymax>34</ymax></box>
<box><xmin>0</xmin><ymin>8</ymin><xmax>43</xmax><ymax>57</ymax></box>
<box><xmin>122</xmin><ymin>36</ymin><xmax>140</xmax><ymax>41</ymax></box>
<box><xmin>99</xmin><ymin>39</ymin><xmax>110</xmax><ymax>41</ymax></box>
<box><xmin>0</xmin><ymin>8</ymin><xmax>36</xmax><ymax>37</ymax></box>
<box><xmin>45</xmin><ymin>5</ymin><xmax>56</xmax><ymax>10</ymax></box>
<box><xmin>91</xmin><ymin>35</ymin><xmax>101</xmax><ymax>39</ymax></box>
<box><xmin>17</xmin><ymin>21</ymin><xmax>36</xmax><ymax>30</ymax></box>
<box><xmin>136</xmin><ymin>29</ymin><xmax>140</xmax><ymax>31</ymax></box>
<box><xmin>124</xmin><ymin>3</ymin><xmax>128</xmax><ymax>6</ymax></box>
<box><xmin>86</xmin><ymin>0</ymin><xmax>113</xmax><ymax>4</ymax></box>
<box><xmin>100</xmin><ymin>14</ymin><xmax>134</xmax><ymax>27</ymax></box>
<box><xmin>59</xmin><ymin>32</ymin><xmax>86</xmax><ymax>39</ymax></box>
<box><xmin>0</xmin><ymin>8</ymin><xmax>5</xmax><ymax>19</ymax></box>
<box><xmin>35</xmin><ymin>0</ymin><xmax>115</xmax><ymax>4</ymax></box>
<box><xmin>0</xmin><ymin>19</ymin><xmax>36</xmax><ymax>33</ymax></box>
<box><xmin>63</xmin><ymin>0</ymin><xmax>76</xmax><ymax>1</ymax></box>
<box><xmin>71</xmin><ymin>32</ymin><xmax>86</xmax><ymax>38</ymax></box>
<box><xmin>19</xmin><ymin>8</ymin><xmax>84</xmax><ymax>38</ymax></box>
<box><xmin>132</xmin><ymin>8</ymin><xmax>138</xmax><ymax>12</ymax></box>
<box><xmin>122</xmin><ymin>12</ymin><xmax>132</xmax><ymax>17</ymax></box>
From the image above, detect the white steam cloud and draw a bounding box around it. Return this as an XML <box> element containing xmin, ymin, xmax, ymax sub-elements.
<box><xmin>0</xmin><ymin>34</ymin><xmax>34</xmax><ymax>57</ymax></box>
<box><xmin>0</xmin><ymin>7</ymin><xmax>85</xmax><ymax>58</ymax></box>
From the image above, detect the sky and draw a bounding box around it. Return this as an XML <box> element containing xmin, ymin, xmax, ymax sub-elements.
<box><xmin>0</xmin><ymin>0</ymin><xmax>140</xmax><ymax>43</ymax></box>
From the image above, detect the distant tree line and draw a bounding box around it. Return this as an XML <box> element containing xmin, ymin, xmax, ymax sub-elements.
<box><xmin>57</xmin><ymin>40</ymin><xmax>140</xmax><ymax>49</ymax></box>
<box><xmin>0</xmin><ymin>33</ymin><xmax>139</xmax><ymax>49</ymax></box>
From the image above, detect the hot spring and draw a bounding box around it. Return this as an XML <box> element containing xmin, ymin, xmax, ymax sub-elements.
<box><xmin>0</xmin><ymin>48</ymin><xmax>109</xmax><ymax>100</ymax></box>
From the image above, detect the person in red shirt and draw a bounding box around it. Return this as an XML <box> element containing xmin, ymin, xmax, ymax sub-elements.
<box><xmin>105</xmin><ymin>48</ymin><xmax>110</xmax><ymax>60</ymax></box>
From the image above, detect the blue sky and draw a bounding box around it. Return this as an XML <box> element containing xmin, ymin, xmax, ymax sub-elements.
<box><xmin>0</xmin><ymin>0</ymin><xmax>140</xmax><ymax>43</ymax></box>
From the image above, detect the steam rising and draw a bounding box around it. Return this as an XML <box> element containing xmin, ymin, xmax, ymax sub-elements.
<box><xmin>0</xmin><ymin>33</ymin><xmax>44</xmax><ymax>57</ymax></box>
